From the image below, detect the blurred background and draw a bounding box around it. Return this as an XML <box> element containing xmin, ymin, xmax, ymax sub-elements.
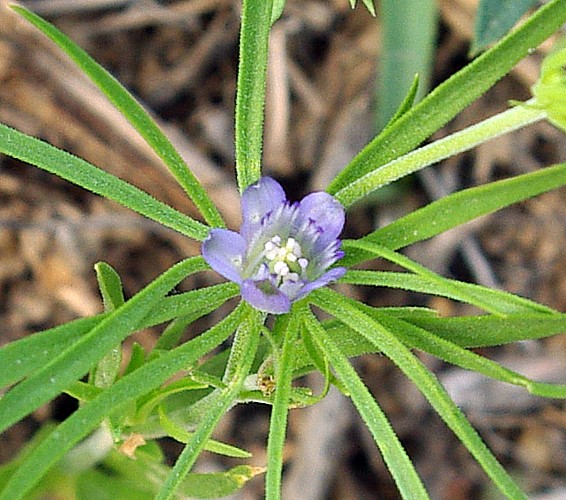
<box><xmin>1</xmin><ymin>0</ymin><xmax>566</xmax><ymax>498</ymax></box>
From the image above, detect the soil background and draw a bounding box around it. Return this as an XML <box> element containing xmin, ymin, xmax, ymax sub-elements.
<box><xmin>1</xmin><ymin>1</ymin><xmax>566</xmax><ymax>499</ymax></box>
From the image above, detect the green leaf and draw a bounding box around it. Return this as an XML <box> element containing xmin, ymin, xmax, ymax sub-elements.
<box><xmin>122</xmin><ymin>342</ymin><xmax>146</xmax><ymax>377</ymax></box>
<box><xmin>12</xmin><ymin>5</ymin><xmax>224</xmax><ymax>229</ymax></box>
<box><xmin>0</xmin><ymin>123</ymin><xmax>209</xmax><ymax>241</ymax></box>
<box><xmin>0</xmin><ymin>305</ymin><xmax>245</xmax><ymax>500</ymax></box>
<box><xmin>301</xmin><ymin>306</ymin><xmax>429</xmax><ymax>499</ymax></box>
<box><xmin>342</xmin><ymin>240</ymin><xmax>531</xmax><ymax>315</ymax></box>
<box><xmin>0</xmin><ymin>316</ymin><xmax>103</xmax><ymax>389</ymax></box>
<box><xmin>136</xmin><ymin>378</ymin><xmax>210</xmax><ymax>424</ymax></box>
<box><xmin>380</xmin><ymin>74</ymin><xmax>420</xmax><ymax>133</ymax></box>
<box><xmin>0</xmin><ymin>283</ymin><xmax>239</xmax><ymax>389</ymax></box>
<box><xmin>157</xmin><ymin>406</ymin><xmax>252</xmax><ymax>458</ymax></box>
<box><xmin>376</xmin><ymin>314</ymin><xmax>566</xmax><ymax>398</ymax></box>
<box><xmin>156</xmin><ymin>306</ymin><xmax>261</xmax><ymax>500</ymax></box>
<box><xmin>322</xmin><ymin>308</ymin><xmax>566</xmax><ymax>356</ymax></box>
<box><xmin>407</xmin><ymin>312</ymin><xmax>566</xmax><ymax>348</ymax></box>
<box><xmin>178</xmin><ymin>466</ymin><xmax>264</xmax><ymax>498</ymax></box>
<box><xmin>92</xmin><ymin>262</ymin><xmax>124</xmax><ymax>388</ymax></box>
<box><xmin>235</xmin><ymin>0</ymin><xmax>274</xmax><ymax>191</ymax></box>
<box><xmin>334</xmin><ymin>104</ymin><xmax>545</xmax><ymax>207</ymax></box>
<box><xmin>531</xmin><ymin>39</ymin><xmax>566</xmax><ymax>134</ymax></box>
<box><xmin>376</xmin><ymin>0</ymin><xmax>437</xmax><ymax>130</ymax></box>
<box><xmin>64</xmin><ymin>381</ymin><xmax>103</xmax><ymax>403</ymax></box>
<box><xmin>0</xmin><ymin>257</ymin><xmax>207</xmax><ymax>435</ymax></box>
<box><xmin>312</xmin><ymin>288</ymin><xmax>527</xmax><ymax>499</ymax></box>
<box><xmin>342</xmin><ymin>162</ymin><xmax>566</xmax><ymax>265</ymax></box>
<box><xmin>472</xmin><ymin>0</ymin><xmax>538</xmax><ymax>54</ymax></box>
<box><xmin>327</xmin><ymin>0</ymin><xmax>566</xmax><ymax>195</ymax></box>
<box><xmin>349</xmin><ymin>0</ymin><xmax>376</xmax><ymax>16</ymax></box>
<box><xmin>341</xmin><ymin>269</ymin><xmax>554</xmax><ymax>315</ymax></box>
<box><xmin>77</xmin><ymin>448</ymin><xmax>260</xmax><ymax>499</ymax></box>
<box><xmin>95</xmin><ymin>262</ymin><xmax>125</xmax><ymax>310</ymax></box>
<box><xmin>271</xmin><ymin>0</ymin><xmax>285</xmax><ymax>24</ymax></box>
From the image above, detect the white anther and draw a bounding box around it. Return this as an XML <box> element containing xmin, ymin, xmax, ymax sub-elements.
<box><xmin>287</xmin><ymin>253</ymin><xmax>297</xmax><ymax>263</ymax></box>
<box><xmin>274</xmin><ymin>261</ymin><xmax>289</xmax><ymax>276</ymax></box>
<box><xmin>298</xmin><ymin>258</ymin><xmax>308</xmax><ymax>269</ymax></box>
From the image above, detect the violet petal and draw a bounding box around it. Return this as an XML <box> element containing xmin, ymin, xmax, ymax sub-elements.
<box><xmin>241</xmin><ymin>279</ymin><xmax>292</xmax><ymax>314</ymax></box>
<box><xmin>296</xmin><ymin>192</ymin><xmax>345</xmax><ymax>248</ymax></box>
<box><xmin>241</xmin><ymin>177</ymin><xmax>287</xmax><ymax>240</ymax></box>
<box><xmin>296</xmin><ymin>267</ymin><xmax>346</xmax><ymax>300</ymax></box>
<box><xmin>201</xmin><ymin>229</ymin><xmax>245</xmax><ymax>284</ymax></box>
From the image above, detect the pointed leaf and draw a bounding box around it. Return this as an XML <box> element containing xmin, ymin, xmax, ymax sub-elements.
<box><xmin>327</xmin><ymin>0</ymin><xmax>566</xmax><ymax>195</ymax></box>
<box><xmin>12</xmin><ymin>6</ymin><xmax>224</xmax><ymax>228</ymax></box>
<box><xmin>0</xmin><ymin>306</ymin><xmax>244</xmax><ymax>500</ymax></box>
<box><xmin>0</xmin><ymin>123</ymin><xmax>209</xmax><ymax>241</ymax></box>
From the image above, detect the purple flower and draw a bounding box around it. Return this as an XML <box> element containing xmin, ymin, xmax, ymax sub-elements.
<box><xmin>202</xmin><ymin>177</ymin><xmax>346</xmax><ymax>314</ymax></box>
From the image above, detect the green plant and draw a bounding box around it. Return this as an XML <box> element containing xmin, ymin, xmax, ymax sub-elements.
<box><xmin>1</xmin><ymin>1</ymin><xmax>566</xmax><ymax>498</ymax></box>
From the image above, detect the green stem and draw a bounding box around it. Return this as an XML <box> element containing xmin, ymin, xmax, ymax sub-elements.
<box><xmin>156</xmin><ymin>305</ymin><xmax>261</xmax><ymax>500</ymax></box>
<box><xmin>335</xmin><ymin>102</ymin><xmax>546</xmax><ymax>207</ymax></box>
<box><xmin>265</xmin><ymin>311</ymin><xmax>300</xmax><ymax>500</ymax></box>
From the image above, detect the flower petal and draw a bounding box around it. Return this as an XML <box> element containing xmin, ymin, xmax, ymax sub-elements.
<box><xmin>201</xmin><ymin>229</ymin><xmax>245</xmax><ymax>284</ymax></box>
<box><xmin>295</xmin><ymin>267</ymin><xmax>346</xmax><ymax>300</ymax></box>
<box><xmin>241</xmin><ymin>177</ymin><xmax>287</xmax><ymax>240</ymax></box>
<box><xmin>296</xmin><ymin>192</ymin><xmax>345</xmax><ymax>248</ymax></box>
<box><xmin>241</xmin><ymin>279</ymin><xmax>291</xmax><ymax>314</ymax></box>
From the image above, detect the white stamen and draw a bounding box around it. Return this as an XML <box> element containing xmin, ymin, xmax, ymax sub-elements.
<box><xmin>274</xmin><ymin>261</ymin><xmax>289</xmax><ymax>276</ymax></box>
<box><xmin>263</xmin><ymin>234</ymin><xmax>309</xmax><ymax>283</ymax></box>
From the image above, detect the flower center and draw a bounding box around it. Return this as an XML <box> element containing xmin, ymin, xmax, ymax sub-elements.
<box><xmin>264</xmin><ymin>236</ymin><xmax>308</xmax><ymax>284</ymax></box>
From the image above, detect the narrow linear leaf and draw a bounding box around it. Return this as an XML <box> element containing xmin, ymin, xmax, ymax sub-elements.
<box><xmin>92</xmin><ymin>262</ymin><xmax>125</xmax><ymax>388</ymax></box>
<box><xmin>342</xmin><ymin>162</ymin><xmax>566</xmax><ymax>266</ymax></box>
<box><xmin>350</xmin><ymin>0</ymin><xmax>377</xmax><ymax>16</ymax></box>
<box><xmin>235</xmin><ymin>0</ymin><xmax>274</xmax><ymax>191</ymax></box>
<box><xmin>343</xmin><ymin>240</ymin><xmax>509</xmax><ymax>315</ymax></box>
<box><xmin>0</xmin><ymin>123</ymin><xmax>209</xmax><ymax>241</ymax></box>
<box><xmin>0</xmin><ymin>316</ymin><xmax>102</xmax><ymax>389</ymax></box>
<box><xmin>407</xmin><ymin>313</ymin><xmax>566</xmax><ymax>348</ymax></box>
<box><xmin>157</xmin><ymin>407</ymin><xmax>251</xmax><ymax>458</ymax></box>
<box><xmin>95</xmin><ymin>262</ymin><xmax>125</xmax><ymax>310</ymax></box>
<box><xmin>327</xmin><ymin>0</ymin><xmax>566</xmax><ymax>194</ymax></box>
<box><xmin>322</xmin><ymin>308</ymin><xmax>566</xmax><ymax>358</ymax></box>
<box><xmin>334</xmin><ymin>104</ymin><xmax>545</xmax><ymax>207</ymax></box>
<box><xmin>0</xmin><ymin>257</ymin><xmax>207</xmax><ymax>435</ymax></box>
<box><xmin>0</xmin><ymin>306</ymin><xmax>245</xmax><ymax>500</ymax></box>
<box><xmin>271</xmin><ymin>0</ymin><xmax>286</xmax><ymax>24</ymax></box>
<box><xmin>0</xmin><ymin>282</ymin><xmax>238</xmax><ymax>389</ymax></box>
<box><xmin>177</xmin><ymin>466</ymin><xmax>264</xmax><ymax>498</ymax></box>
<box><xmin>301</xmin><ymin>306</ymin><xmax>429</xmax><ymax>500</ymax></box>
<box><xmin>381</xmin><ymin>74</ymin><xmax>420</xmax><ymax>133</ymax></box>
<box><xmin>312</xmin><ymin>288</ymin><xmax>527</xmax><ymax>499</ymax></box>
<box><xmin>342</xmin><ymin>269</ymin><xmax>554</xmax><ymax>315</ymax></box>
<box><xmin>378</xmin><ymin>314</ymin><xmax>566</xmax><ymax>398</ymax></box>
<box><xmin>156</xmin><ymin>307</ymin><xmax>261</xmax><ymax>500</ymax></box>
<box><xmin>12</xmin><ymin>5</ymin><xmax>224</xmax><ymax>228</ymax></box>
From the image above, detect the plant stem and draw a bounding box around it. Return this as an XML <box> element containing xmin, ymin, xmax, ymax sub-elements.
<box><xmin>335</xmin><ymin>102</ymin><xmax>547</xmax><ymax>207</ymax></box>
<box><xmin>265</xmin><ymin>311</ymin><xmax>300</xmax><ymax>500</ymax></box>
<box><xmin>156</xmin><ymin>305</ymin><xmax>261</xmax><ymax>500</ymax></box>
